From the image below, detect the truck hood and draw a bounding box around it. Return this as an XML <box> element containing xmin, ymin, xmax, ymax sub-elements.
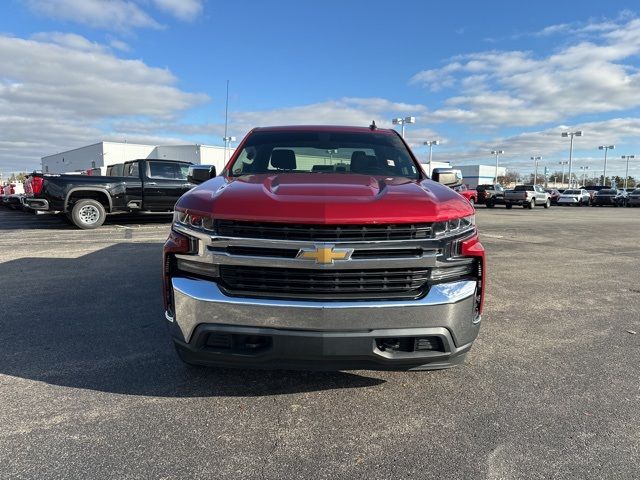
<box><xmin>176</xmin><ymin>173</ymin><xmax>474</xmax><ymax>224</ymax></box>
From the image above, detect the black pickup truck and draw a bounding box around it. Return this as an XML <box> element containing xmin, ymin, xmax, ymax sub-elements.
<box><xmin>24</xmin><ymin>159</ymin><xmax>200</xmax><ymax>229</ymax></box>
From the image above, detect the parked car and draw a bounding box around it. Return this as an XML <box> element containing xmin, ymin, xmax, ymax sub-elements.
<box><xmin>1</xmin><ymin>183</ymin><xmax>25</xmax><ymax>209</ymax></box>
<box><xmin>163</xmin><ymin>125</ymin><xmax>485</xmax><ymax>371</ymax></box>
<box><xmin>557</xmin><ymin>189</ymin><xmax>591</xmax><ymax>206</ymax></box>
<box><xmin>544</xmin><ymin>188</ymin><xmax>561</xmax><ymax>204</ymax></box>
<box><xmin>592</xmin><ymin>188</ymin><xmax>628</xmax><ymax>207</ymax></box>
<box><xmin>23</xmin><ymin>159</ymin><xmax>201</xmax><ymax>229</ymax></box>
<box><xmin>453</xmin><ymin>184</ymin><xmax>478</xmax><ymax>205</ymax></box>
<box><xmin>504</xmin><ymin>185</ymin><xmax>551</xmax><ymax>209</ymax></box>
<box><xmin>627</xmin><ymin>189</ymin><xmax>640</xmax><ymax>207</ymax></box>
<box><xmin>476</xmin><ymin>184</ymin><xmax>505</xmax><ymax>207</ymax></box>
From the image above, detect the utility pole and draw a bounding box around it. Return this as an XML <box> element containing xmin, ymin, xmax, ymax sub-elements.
<box><xmin>561</xmin><ymin>130</ymin><xmax>583</xmax><ymax>187</ymax></box>
<box><xmin>424</xmin><ymin>140</ymin><xmax>439</xmax><ymax>176</ymax></box>
<box><xmin>559</xmin><ymin>161</ymin><xmax>568</xmax><ymax>187</ymax></box>
<box><xmin>621</xmin><ymin>155</ymin><xmax>635</xmax><ymax>190</ymax></box>
<box><xmin>392</xmin><ymin>116</ymin><xmax>416</xmax><ymax>138</ymax></box>
<box><xmin>531</xmin><ymin>156</ymin><xmax>541</xmax><ymax>184</ymax></box>
<box><xmin>491</xmin><ymin>150</ymin><xmax>505</xmax><ymax>183</ymax></box>
<box><xmin>598</xmin><ymin>145</ymin><xmax>615</xmax><ymax>186</ymax></box>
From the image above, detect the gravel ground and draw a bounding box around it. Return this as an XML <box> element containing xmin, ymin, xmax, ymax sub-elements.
<box><xmin>0</xmin><ymin>205</ymin><xmax>638</xmax><ymax>480</ymax></box>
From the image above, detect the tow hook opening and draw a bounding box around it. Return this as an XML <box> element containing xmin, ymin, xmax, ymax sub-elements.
<box><xmin>375</xmin><ymin>336</ymin><xmax>444</xmax><ymax>353</ymax></box>
<box><xmin>204</xmin><ymin>333</ymin><xmax>272</xmax><ymax>354</ymax></box>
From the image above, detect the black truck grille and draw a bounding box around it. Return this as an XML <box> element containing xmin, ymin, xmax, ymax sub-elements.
<box><xmin>215</xmin><ymin>220</ymin><xmax>433</xmax><ymax>241</ymax></box>
<box><xmin>219</xmin><ymin>266</ymin><xmax>430</xmax><ymax>300</ymax></box>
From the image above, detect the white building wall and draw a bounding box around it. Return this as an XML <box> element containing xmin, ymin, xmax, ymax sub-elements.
<box><xmin>454</xmin><ymin>165</ymin><xmax>507</xmax><ymax>188</ymax></box>
<box><xmin>42</xmin><ymin>142</ymin><xmax>235</xmax><ymax>174</ymax></box>
<box><xmin>103</xmin><ymin>142</ymin><xmax>155</xmax><ymax>167</ymax></box>
<box><xmin>199</xmin><ymin>145</ymin><xmax>233</xmax><ymax>174</ymax></box>
<box><xmin>42</xmin><ymin>143</ymin><xmax>104</xmax><ymax>173</ymax></box>
<box><xmin>418</xmin><ymin>161</ymin><xmax>451</xmax><ymax>176</ymax></box>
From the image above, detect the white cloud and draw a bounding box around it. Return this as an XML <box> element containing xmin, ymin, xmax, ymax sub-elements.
<box><xmin>24</xmin><ymin>0</ymin><xmax>205</xmax><ymax>31</ymax></box>
<box><xmin>25</xmin><ymin>0</ymin><xmax>162</xmax><ymax>31</ymax></box>
<box><xmin>434</xmin><ymin>117</ymin><xmax>640</xmax><ymax>175</ymax></box>
<box><xmin>411</xmin><ymin>17</ymin><xmax>640</xmax><ymax>128</ymax></box>
<box><xmin>0</xmin><ymin>34</ymin><xmax>208</xmax><ymax>170</ymax></box>
<box><xmin>151</xmin><ymin>0</ymin><xmax>203</xmax><ymax>21</ymax></box>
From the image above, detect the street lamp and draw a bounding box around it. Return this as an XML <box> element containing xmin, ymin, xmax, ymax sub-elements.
<box><xmin>561</xmin><ymin>130</ymin><xmax>583</xmax><ymax>187</ymax></box>
<box><xmin>424</xmin><ymin>140</ymin><xmax>439</xmax><ymax>175</ymax></box>
<box><xmin>223</xmin><ymin>135</ymin><xmax>236</xmax><ymax>162</ymax></box>
<box><xmin>491</xmin><ymin>150</ymin><xmax>504</xmax><ymax>183</ymax></box>
<box><xmin>558</xmin><ymin>161</ymin><xmax>568</xmax><ymax>187</ymax></box>
<box><xmin>621</xmin><ymin>155</ymin><xmax>635</xmax><ymax>189</ymax></box>
<box><xmin>598</xmin><ymin>145</ymin><xmax>615</xmax><ymax>186</ymax></box>
<box><xmin>531</xmin><ymin>156</ymin><xmax>541</xmax><ymax>184</ymax></box>
<box><xmin>392</xmin><ymin>116</ymin><xmax>416</xmax><ymax>138</ymax></box>
<box><xmin>579</xmin><ymin>166</ymin><xmax>590</xmax><ymax>186</ymax></box>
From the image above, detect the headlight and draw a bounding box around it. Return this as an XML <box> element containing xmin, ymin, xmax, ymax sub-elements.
<box><xmin>433</xmin><ymin>215</ymin><xmax>475</xmax><ymax>237</ymax></box>
<box><xmin>173</xmin><ymin>210</ymin><xmax>215</xmax><ymax>231</ymax></box>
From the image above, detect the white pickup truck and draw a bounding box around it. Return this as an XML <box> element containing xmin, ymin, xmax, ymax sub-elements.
<box><xmin>504</xmin><ymin>185</ymin><xmax>551</xmax><ymax>209</ymax></box>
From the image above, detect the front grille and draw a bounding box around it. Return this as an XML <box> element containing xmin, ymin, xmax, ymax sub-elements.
<box><xmin>215</xmin><ymin>220</ymin><xmax>433</xmax><ymax>241</ymax></box>
<box><xmin>219</xmin><ymin>265</ymin><xmax>430</xmax><ymax>300</ymax></box>
<box><xmin>216</xmin><ymin>246</ymin><xmax>425</xmax><ymax>260</ymax></box>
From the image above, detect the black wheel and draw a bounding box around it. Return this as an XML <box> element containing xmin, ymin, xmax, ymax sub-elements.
<box><xmin>70</xmin><ymin>199</ymin><xmax>106</xmax><ymax>229</ymax></box>
<box><xmin>505</xmin><ymin>203</ymin><xmax>513</xmax><ymax>209</ymax></box>
<box><xmin>544</xmin><ymin>199</ymin><xmax>550</xmax><ymax>209</ymax></box>
<box><xmin>486</xmin><ymin>200</ymin><xmax>495</xmax><ymax>208</ymax></box>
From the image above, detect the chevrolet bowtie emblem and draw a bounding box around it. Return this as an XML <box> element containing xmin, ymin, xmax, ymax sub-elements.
<box><xmin>296</xmin><ymin>245</ymin><xmax>353</xmax><ymax>264</ymax></box>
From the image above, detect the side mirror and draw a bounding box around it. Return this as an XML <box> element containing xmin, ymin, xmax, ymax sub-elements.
<box><xmin>187</xmin><ymin>165</ymin><xmax>216</xmax><ymax>185</ymax></box>
<box><xmin>432</xmin><ymin>168</ymin><xmax>463</xmax><ymax>187</ymax></box>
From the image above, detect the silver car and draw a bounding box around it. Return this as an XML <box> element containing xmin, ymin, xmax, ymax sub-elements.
<box><xmin>558</xmin><ymin>189</ymin><xmax>591</xmax><ymax>206</ymax></box>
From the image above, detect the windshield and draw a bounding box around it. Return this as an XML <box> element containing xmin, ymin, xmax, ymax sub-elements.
<box><xmin>563</xmin><ymin>190</ymin><xmax>580</xmax><ymax>194</ymax></box>
<box><xmin>514</xmin><ymin>185</ymin><xmax>533</xmax><ymax>191</ymax></box>
<box><xmin>598</xmin><ymin>189</ymin><xmax>617</xmax><ymax>194</ymax></box>
<box><xmin>227</xmin><ymin>130</ymin><xmax>421</xmax><ymax>179</ymax></box>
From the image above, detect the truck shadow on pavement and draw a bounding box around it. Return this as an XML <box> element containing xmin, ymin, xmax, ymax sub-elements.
<box><xmin>0</xmin><ymin>243</ymin><xmax>384</xmax><ymax>396</ymax></box>
<box><xmin>0</xmin><ymin>209</ymin><xmax>174</xmax><ymax>230</ymax></box>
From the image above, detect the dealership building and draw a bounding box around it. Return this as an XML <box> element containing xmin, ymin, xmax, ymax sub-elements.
<box><xmin>41</xmin><ymin>141</ymin><xmax>234</xmax><ymax>174</ymax></box>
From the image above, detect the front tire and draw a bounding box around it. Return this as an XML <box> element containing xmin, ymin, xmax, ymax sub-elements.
<box><xmin>70</xmin><ymin>199</ymin><xmax>106</xmax><ymax>229</ymax></box>
<box><xmin>544</xmin><ymin>199</ymin><xmax>550</xmax><ymax>209</ymax></box>
<box><xmin>505</xmin><ymin>203</ymin><xmax>513</xmax><ymax>209</ymax></box>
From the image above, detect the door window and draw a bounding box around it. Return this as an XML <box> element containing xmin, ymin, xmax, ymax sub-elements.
<box><xmin>148</xmin><ymin>161</ymin><xmax>187</xmax><ymax>180</ymax></box>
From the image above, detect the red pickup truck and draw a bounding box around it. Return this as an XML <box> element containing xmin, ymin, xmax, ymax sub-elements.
<box><xmin>163</xmin><ymin>125</ymin><xmax>485</xmax><ymax>371</ymax></box>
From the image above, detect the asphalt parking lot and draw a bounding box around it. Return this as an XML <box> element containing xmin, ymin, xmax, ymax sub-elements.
<box><xmin>1</xmin><ymin>206</ymin><xmax>638</xmax><ymax>480</ymax></box>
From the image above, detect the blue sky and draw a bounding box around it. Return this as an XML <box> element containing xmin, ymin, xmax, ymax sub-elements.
<box><xmin>1</xmin><ymin>0</ymin><xmax>640</xmax><ymax>180</ymax></box>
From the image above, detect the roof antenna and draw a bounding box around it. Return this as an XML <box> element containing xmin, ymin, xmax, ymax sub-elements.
<box><xmin>369</xmin><ymin>120</ymin><xmax>377</xmax><ymax>130</ymax></box>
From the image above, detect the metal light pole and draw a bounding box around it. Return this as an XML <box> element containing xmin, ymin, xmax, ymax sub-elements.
<box><xmin>223</xmin><ymin>136</ymin><xmax>236</xmax><ymax>161</ymax></box>
<box><xmin>491</xmin><ymin>150</ymin><xmax>505</xmax><ymax>183</ymax></box>
<box><xmin>531</xmin><ymin>156</ymin><xmax>541</xmax><ymax>184</ymax></box>
<box><xmin>561</xmin><ymin>130</ymin><xmax>583</xmax><ymax>187</ymax></box>
<box><xmin>392</xmin><ymin>116</ymin><xmax>416</xmax><ymax>138</ymax></box>
<box><xmin>598</xmin><ymin>145</ymin><xmax>615</xmax><ymax>186</ymax></box>
<box><xmin>621</xmin><ymin>155</ymin><xmax>635</xmax><ymax>189</ymax></box>
<box><xmin>579</xmin><ymin>166</ymin><xmax>590</xmax><ymax>186</ymax></box>
<box><xmin>424</xmin><ymin>140</ymin><xmax>439</xmax><ymax>175</ymax></box>
<box><xmin>558</xmin><ymin>161</ymin><xmax>568</xmax><ymax>187</ymax></box>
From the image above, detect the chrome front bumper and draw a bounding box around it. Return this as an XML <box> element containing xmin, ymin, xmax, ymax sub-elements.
<box><xmin>168</xmin><ymin>277</ymin><xmax>481</xmax><ymax>348</ymax></box>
